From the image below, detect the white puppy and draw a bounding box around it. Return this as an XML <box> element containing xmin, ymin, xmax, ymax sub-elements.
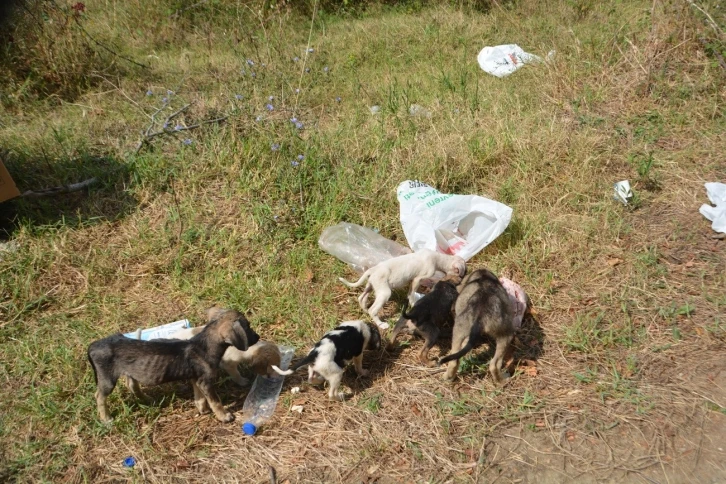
<box><xmin>338</xmin><ymin>249</ymin><xmax>466</xmax><ymax>329</ymax></box>
<box><xmin>172</xmin><ymin>326</ymin><xmax>281</xmax><ymax>386</ymax></box>
<box><xmin>271</xmin><ymin>320</ymin><xmax>381</xmax><ymax>401</ymax></box>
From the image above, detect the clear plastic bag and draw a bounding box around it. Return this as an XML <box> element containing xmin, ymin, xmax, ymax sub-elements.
<box><xmin>318</xmin><ymin>222</ymin><xmax>412</xmax><ymax>273</ymax></box>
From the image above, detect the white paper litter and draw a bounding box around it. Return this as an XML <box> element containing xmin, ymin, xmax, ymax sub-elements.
<box><xmin>614</xmin><ymin>180</ymin><xmax>634</xmax><ymax>205</ymax></box>
<box><xmin>290</xmin><ymin>387</ymin><xmax>301</xmax><ymax>394</ymax></box>
<box><xmin>699</xmin><ymin>182</ymin><xmax>726</xmax><ymax>234</ymax></box>
<box><xmin>397</xmin><ymin>180</ymin><xmax>512</xmax><ymax>261</ymax></box>
<box><xmin>477</xmin><ymin>44</ymin><xmax>543</xmax><ymax>78</ymax></box>
<box><xmin>124</xmin><ymin>319</ymin><xmax>191</xmax><ymax>341</ymax></box>
<box><xmin>291</xmin><ymin>405</ymin><xmax>304</xmax><ymax>413</ymax></box>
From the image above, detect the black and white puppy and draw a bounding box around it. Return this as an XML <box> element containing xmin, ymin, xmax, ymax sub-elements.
<box><xmin>272</xmin><ymin>320</ymin><xmax>381</xmax><ymax>401</ymax></box>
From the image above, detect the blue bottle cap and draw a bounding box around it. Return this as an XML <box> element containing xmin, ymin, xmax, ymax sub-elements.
<box><xmin>242</xmin><ymin>422</ymin><xmax>257</xmax><ymax>435</ymax></box>
<box><xmin>123</xmin><ymin>456</ymin><xmax>136</xmax><ymax>467</ymax></box>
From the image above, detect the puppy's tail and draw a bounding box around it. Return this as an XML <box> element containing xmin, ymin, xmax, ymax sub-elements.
<box><xmin>87</xmin><ymin>348</ymin><xmax>98</xmax><ymax>385</ymax></box>
<box><xmin>438</xmin><ymin>341</ymin><xmax>475</xmax><ymax>366</ymax></box>
<box><xmin>400</xmin><ymin>300</ymin><xmax>415</xmax><ymax>320</ymax></box>
<box><xmin>271</xmin><ymin>352</ymin><xmax>316</xmax><ymax>376</ymax></box>
<box><xmin>338</xmin><ymin>270</ymin><xmax>370</xmax><ymax>288</ymax></box>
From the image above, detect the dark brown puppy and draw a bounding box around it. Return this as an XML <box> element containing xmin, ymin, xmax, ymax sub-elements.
<box><xmin>438</xmin><ymin>269</ymin><xmax>514</xmax><ymax>383</ymax></box>
<box><xmin>387</xmin><ymin>276</ymin><xmax>461</xmax><ymax>366</ymax></box>
<box><xmin>87</xmin><ymin>307</ymin><xmax>260</xmax><ymax>424</ymax></box>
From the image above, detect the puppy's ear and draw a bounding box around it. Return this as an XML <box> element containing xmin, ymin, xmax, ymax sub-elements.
<box><xmin>225</xmin><ymin>320</ymin><xmax>249</xmax><ymax>351</ymax></box>
<box><xmin>206</xmin><ymin>306</ymin><xmax>226</xmax><ymax>323</ymax></box>
<box><xmin>368</xmin><ymin>324</ymin><xmax>382</xmax><ymax>350</ymax></box>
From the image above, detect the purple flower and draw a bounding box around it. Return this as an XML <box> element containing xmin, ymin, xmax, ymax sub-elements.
<box><xmin>183</xmin><ymin>139</ymin><xmax>192</xmax><ymax>145</ymax></box>
<box><xmin>335</xmin><ymin>96</ymin><xmax>341</xmax><ymax>102</ymax></box>
<box><xmin>246</xmin><ymin>59</ymin><xmax>254</xmax><ymax>66</ymax></box>
<box><xmin>271</xmin><ymin>143</ymin><xmax>280</xmax><ymax>151</ymax></box>
<box><xmin>163</xmin><ymin>121</ymin><xmax>169</xmax><ymax>129</ymax></box>
<box><xmin>295</xmin><ymin>121</ymin><xmax>304</xmax><ymax>129</ymax></box>
<box><xmin>268</xmin><ymin>96</ymin><xmax>274</xmax><ymax>101</ymax></box>
<box><xmin>323</xmin><ymin>66</ymin><xmax>329</xmax><ymax>73</ymax></box>
<box><xmin>162</xmin><ymin>97</ymin><xmax>168</xmax><ymax>103</ymax></box>
<box><xmin>307</xmin><ymin>48</ymin><xmax>314</xmax><ymax>53</ymax></box>
<box><xmin>255</xmin><ymin>115</ymin><xmax>262</xmax><ymax>122</ymax></box>
<box><xmin>293</xmin><ymin>56</ymin><xmax>300</xmax><ymax>62</ymax></box>
<box><xmin>265</xmin><ymin>103</ymin><xmax>274</xmax><ymax>111</ymax></box>
<box><xmin>291</xmin><ymin>160</ymin><xmax>299</xmax><ymax>167</ymax></box>
<box><xmin>251</xmin><ymin>72</ymin><xmax>256</xmax><ymax>78</ymax></box>
<box><xmin>290</xmin><ymin>117</ymin><xmax>297</xmax><ymax>123</ymax></box>
<box><xmin>174</xmin><ymin>124</ymin><xmax>183</xmax><ymax>131</ymax></box>
<box><xmin>297</xmin><ymin>154</ymin><xmax>305</xmax><ymax>161</ymax></box>
<box><xmin>167</xmin><ymin>90</ymin><xmax>174</xmax><ymax>96</ymax></box>
<box><xmin>235</xmin><ymin>94</ymin><xmax>243</xmax><ymax>100</ymax></box>
<box><xmin>146</xmin><ymin>89</ymin><xmax>153</xmax><ymax>96</ymax></box>
<box><xmin>295</xmin><ymin>88</ymin><xmax>300</xmax><ymax>93</ymax></box>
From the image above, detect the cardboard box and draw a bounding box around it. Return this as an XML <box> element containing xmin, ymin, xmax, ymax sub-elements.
<box><xmin>0</xmin><ymin>159</ymin><xmax>20</xmax><ymax>203</ymax></box>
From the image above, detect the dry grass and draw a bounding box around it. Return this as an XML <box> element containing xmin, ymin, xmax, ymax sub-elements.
<box><xmin>1</xmin><ymin>0</ymin><xmax>726</xmax><ymax>482</ymax></box>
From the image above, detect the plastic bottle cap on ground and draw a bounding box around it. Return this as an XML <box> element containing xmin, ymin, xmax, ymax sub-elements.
<box><xmin>123</xmin><ymin>456</ymin><xmax>136</xmax><ymax>467</ymax></box>
<box><xmin>242</xmin><ymin>423</ymin><xmax>257</xmax><ymax>435</ymax></box>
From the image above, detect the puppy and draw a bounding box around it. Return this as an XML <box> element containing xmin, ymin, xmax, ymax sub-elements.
<box><xmin>438</xmin><ymin>269</ymin><xmax>514</xmax><ymax>383</ymax></box>
<box><xmin>87</xmin><ymin>308</ymin><xmax>260</xmax><ymax>423</ymax></box>
<box><xmin>271</xmin><ymin>320</ymin><xmax>381</xmax><ymax>401</ymax></box>
<box><xmin>387</xmin><ymin>276</ymin><xmax>460</xmax><ymax>366</ymax></box>
<box><xmin>172</xmin><ymin>325</ymin><xmax>282</xmax><ymax>385</ymax></box>
<box><xmin>339</xmin><ymin>249</ymin><xmax>466</xmax><ymax>329</ymax></box>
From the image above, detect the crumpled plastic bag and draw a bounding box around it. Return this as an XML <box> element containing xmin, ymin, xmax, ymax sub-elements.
<box><xmin>318</xmin><ymin>222</ymin><xmax>412</xmax><ymax>273</ymax></box>
<box><xmin>699</xmin><ymin>182</ymin><xmax>726</xmax><ymax>234</ymax></box>
<box><xmin>397</xmin><ymin>180</ymin><xmax>512</xmax><ymax>261</ymax></box>
<box><xmin>477</xmin><ymin>44</ymin><xmax>542</xmax><ymax>78</ymax></box>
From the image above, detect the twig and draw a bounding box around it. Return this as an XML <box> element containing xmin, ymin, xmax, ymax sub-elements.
<box><xmin>697</xmin><ymin>38</ymin><xmax>726</xmax><ymax>72</ymax></box>
<box><xmin>20</xmin><ymin>177</ymin><xmax>98</xmax><ymax>198</ymax></box>
<box><xmin>269</xmin><ymin>465</ymin><xmax>277</xmax><ymax>484</ymax></box>
<box><xmin>687</xmin><ymin>0</ymin><xmax>725</xmax><ymax>38</ymax></box>
<box><xmin>71</xmin><ymin>15</ymin><xmax>148</xmax><ymax>69</ymax></box>
<box><xmin>136</xmin><ymin>103</ymin><xmax>230</xmax><ymax>154</ymax></box>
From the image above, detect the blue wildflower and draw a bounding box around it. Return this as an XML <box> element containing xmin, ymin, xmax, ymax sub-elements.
<box><xmin>271</xmin><ymin>143</ymin><xmax>280</xmax><ymax>151</ymax></box>
<box><xmin>290</xmin><ymin>117</ymin><xmax>297</xmax><ymax>123</ymax></box>
<box><xmin>246</xmin><ymin>59</ymin><xmax>254</xmax><ymax>66</ymax></box>
<box><xmin>167</xmin><ymin>90</ymin><xmax>174</xmax><ymax>96</ymax></box>
<box><xmin>291</xmin><ymin>160</ymin><xmax>299</xmax><ymax>167</ymax></box>
<box><xmin>255</xmin><ymin>115</ymin><xmax>262</xmax><ymax>122</ymax></box>
<box><xmin>307</xmin><ymin>48</ymin><xmax>314</xmax><ymax>53</ymax></box>
<box><xmin>163</xmin><ymin>121</ymin><xmax>169</xmax><ymax>129</ymax></box>
<box><xmin>297</xmin><ymin>154</ymin><xmax>305</xmax><ymax>161</ymax></box>
<box><xmin>295</xmin><ymin>88</ymin><xmax>300</xmax><ymax>93</ymax></box>
<box><xmin>174</xmin><ymin>124</ymin><xmax>183</xmax><ymax>131</ymax></box>
<box><xmin>235</xmin><ymin>94</ymin><xmax>243</xmax><ymax>100</ymax></box>
<box><xmin>183</xmin><ymin>139</ymin><xmax>192</xmax><ymax>145</ymax></box>
<box><xmin>323</xmin><ymin>66</ymin><xmax>329</xmax><ymax>73</ymax></box>
<box><xmin>293</xmin><ymin>56</ymin><xmax>299</xmax><ymax>62</ymax></box>
<box><xmin>162</xmin><ymin>97</ymin><xmax>168</xmax><ymax>103</ymax></box>
<box><xmin>335</xmin><ymin>96</ymin><xmax>341</xmax><ymax>102</ymax></box>
<box><xmin>146</xmin><ymin>89</ymin><xmax>153</xmax><ymax>96</ymax></box>
<box><xmin>268</xmin><ymin>96</ymin><xmax>274</xmax><ymax>101</ymax></box>
<box><xmin>295</xmin><ymin>121</ymin><xmax>304</xmax><ymax>129</ymax></box>
<box><xmin>251</xmin><ymin>72</ymin><xmax>256</xmax><ymax>78</ymax></box>
<box><xmin>265</xmin><ymin>103</ymin><xmax>274</xmax><ymax>111</ymax></box>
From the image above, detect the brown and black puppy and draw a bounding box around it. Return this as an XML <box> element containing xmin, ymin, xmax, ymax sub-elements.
<box><xmin>387</xmin><ymin>276</ymin><xmax>461</xmax><ymax>366</ymax></box>
<box><xmin>87</xmin><ymin>307</ymin><xmax>260</xmax><ymax>424</ymax></box>
<box><xmin>438</xmin><ymin>269</ymin><xmax>514</xmax><ymax>383</ymax></box>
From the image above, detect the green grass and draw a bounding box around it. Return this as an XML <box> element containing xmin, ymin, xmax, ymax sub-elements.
<box><xmin>1</xmin><ymin>0</ymin><xmax>726</xmax><ymax>481</ymax></box>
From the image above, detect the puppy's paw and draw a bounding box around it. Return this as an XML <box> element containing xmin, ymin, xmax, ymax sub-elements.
<box><xmin>376</xmin><ymin>322</ymin><xmax>390</xmax><ymax>330</ymax></box>
<box><xmin>218</xmin><ymin>412</ymin><xmax>235</xmax><ymax>423</ymax></box>
<box><xmin>329</xmin><ymin>392</ymin><xmax>346</xmax><ymax>402</ymax></box>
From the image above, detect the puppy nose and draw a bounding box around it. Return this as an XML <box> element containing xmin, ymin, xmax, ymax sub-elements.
<box><xmin>249</xmin><ymin>332</ymin><xmax>260</xmax><ymax>346</ymax></box>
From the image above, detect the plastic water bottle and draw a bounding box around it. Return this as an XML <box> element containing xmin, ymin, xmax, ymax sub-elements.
<box><xmin>241</xmin><ymin>345</ymin><xmax>295</xmax><ymax>436</ymax></box>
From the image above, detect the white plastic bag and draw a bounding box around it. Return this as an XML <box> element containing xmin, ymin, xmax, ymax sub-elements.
<box><xmin>397</xmin><ymin>180</ymin><xmax>512</xmax><ymax>261</ymax></box>
<box><xmin>699</xmin><ymin>182</ymin><xmax>726</xmax><ymax>234</ymax></box>
<box><xmin>477</xmin><ymin>44</ymin><xmax>542</xmax><ymax>78</ymax></box>
<box><xmin>318</xmin><ymin>222</ymin><xmax>412</xmax><ymax>273</ymax></box>
<box><xmin>123</xmin><ymin>319</ymin><xmax>191</xmax><ymax>341</ymax></box>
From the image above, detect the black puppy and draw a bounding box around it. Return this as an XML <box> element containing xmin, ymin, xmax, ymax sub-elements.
<box><xmin>387</xmin><ymin>276</ymin><xmax>460</xmax><ymax>366</ymax></box>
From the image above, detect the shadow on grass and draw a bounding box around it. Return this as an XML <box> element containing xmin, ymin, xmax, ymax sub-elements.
<box><xmin>0</xmin><ymin>153</ymin><xmax>136</xmax><ymax>240</ymax></box>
